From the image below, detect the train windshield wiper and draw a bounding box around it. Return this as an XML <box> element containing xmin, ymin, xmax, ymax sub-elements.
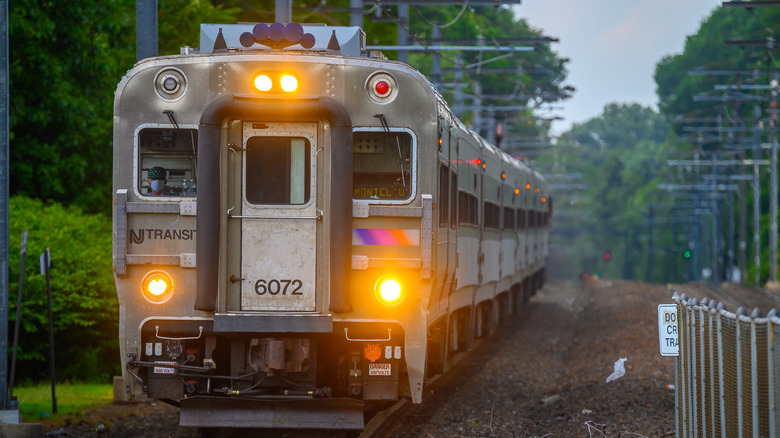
<box><xmin>374</xmin><ymin>113</ymin><xmax>407</xmax><ymax>191</ymax></box>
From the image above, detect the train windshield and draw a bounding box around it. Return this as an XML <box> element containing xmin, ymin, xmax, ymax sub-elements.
<box><xmin>137</xmin><ymin>127</ymin><xmax>198</xmax><ymax>197</ymax></box>
<box><xmin>245</xmin><ymin>136</ymin><xmax>311</xmax><ymax>205</ymax></box>
<box><xmin>353</xmin><ymin>130</ymin><xmax>414</xmax><ymax>201</ymax></box>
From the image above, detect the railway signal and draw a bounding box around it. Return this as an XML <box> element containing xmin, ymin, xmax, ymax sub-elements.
<box><xmin>603</xmin><ymin>251</ymin><xmax>612</xmax><ymax>261</ymax></box>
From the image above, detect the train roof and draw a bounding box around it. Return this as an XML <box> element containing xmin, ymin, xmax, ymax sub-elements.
<box><xmin>199</xmin><ymin>23</ymin><xmax>367</xmax><ymax>57</ymax></box>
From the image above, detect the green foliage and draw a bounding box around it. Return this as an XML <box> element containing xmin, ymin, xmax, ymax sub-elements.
<box><xmin>8</xmin><ymin>196</ymin><xmax>118</xmax><ymax>383</ymax></box>
<box><xmin>9</xmin><ymin>0</ymin><xmax>135</xmax><ymax>214</ymax></box>
<box><xmin>653</xmin><ymin>5</ymin><xmax>780</xmax><ymax>284</ymax></box>
<box><xmin>655</xmin><ymin>7</ymin><xmax>780</xmax><ymax>128</ymax></box>
<box><xmin>542</xmin><ymin>103</ymin><xmax>670</xmax><ymax>280</ymax></box>
<box><xmin>159</xmin><ymin>0</ymin><xmax>242</xmax><ymax>55</ymax></box>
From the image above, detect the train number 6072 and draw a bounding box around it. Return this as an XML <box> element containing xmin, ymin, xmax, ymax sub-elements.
<box><xmin>254</xmin><ymin>279</ymin><xmax>303</xmax><ymax>296</ymax></box>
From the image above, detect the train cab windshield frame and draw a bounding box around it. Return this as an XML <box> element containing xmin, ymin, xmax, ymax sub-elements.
<box><xmin>353</xmin><ymin>127</ymin><xmax>416</xmax><ymax>204</ymax></box>
<box><xmin>135</xmin><ymin>124</ymin><xmax>198</xmax><ymax>198</ymax></box>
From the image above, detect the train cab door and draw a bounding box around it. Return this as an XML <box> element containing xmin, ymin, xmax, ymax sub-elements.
<box><xmin>228</xmin><ymin>121</ymin><xmax>320</xmax><ymax>312</ymax></box>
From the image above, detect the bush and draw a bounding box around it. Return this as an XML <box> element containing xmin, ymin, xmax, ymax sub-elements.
<box><xmin>7</xmin><ymin>195</ymin><xmax>119</xmax><ymax>383</ymax></box>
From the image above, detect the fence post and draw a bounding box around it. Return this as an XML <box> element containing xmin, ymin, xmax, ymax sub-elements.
<box><xmin>699</xmin><ymin>300</ymin><xmax>707</xmax><ymax>438</ymax></box>
<box><xmin>768</xmin><ymin>309</ymin><xmax>777</xmax><ymax>438</ymax></box>
<box><xmin>707</xmin><ymin>300</ymin><xmax>717</xmax><ymax>437</ymax></box>
<box><xmin>737</xmin><ymin>307</ymin><xmax>747</xmax><ymax>438</ymax></box>
<box><xmin>750</xmin><ymin>309</ymin><xmax>760</xmax><ymax>437</ymax></box>
<box><xmin>689</xmin><ymin>298</ymin><xmax>698</xmax><ymax>438</ymax></box>
<box><xmin>674</xmin><ymin>292</ymin><xmax>681</xmax><ymax>438</ymax></box>
<box><xmin>717</xmin><ymin>302</ymin><xmax>727</xmax><ymax>437</ymax></box>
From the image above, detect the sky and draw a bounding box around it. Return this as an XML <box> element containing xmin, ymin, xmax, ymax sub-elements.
<box><xmin>515</xmin><ymin>0</ymin><xmax>722</xmax><ymax>135</ymax></box>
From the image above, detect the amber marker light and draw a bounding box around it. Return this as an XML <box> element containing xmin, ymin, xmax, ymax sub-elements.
<box><xmin>374</xmin><ymin>276</ymin><xmax>404</xmax><ymax>306</ymax></box>
<box><xmin>514</xmin><ymin>188</ymin><xmax>520</xmax><ymax>195</ymax></box>
<box><xmin>541</xmin><ymin>197</ymin><xmax>547</xmax><ymax>203</ymax></box>
<box><xmin>526</xmin><ymin>183</ymin><xmax>531</xmax><ymax>190</ymax></box>
<box><xmin>142</xmin><ymin>270</ymin><xmax>174</xmax><ymax>303</ymax></box>
<box><xmin>280</xmin><ymin>74</ymin><xmax>298</xmax><ymax>92</ymax></box>
<box><xmin>254</xmin><ymin>74</ymin><xmax>272</xmax><ymax>92</ymax></box>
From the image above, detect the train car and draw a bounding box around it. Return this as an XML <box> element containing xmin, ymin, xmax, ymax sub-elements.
<box><xmin>112</xmin><ymin>22</ymin><xmax>550</xmax><ymax>430</ymax></box>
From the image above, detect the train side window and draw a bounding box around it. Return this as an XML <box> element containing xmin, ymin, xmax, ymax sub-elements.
<box><xmin>517</xmin><ymin>209</ymin><xmax>526</xmax><ymax>230</ymax></box>
<box><xmin>450</xmin><ymin>171</ymin><xmax>458</xmax><ymax>229</ymax></box>
<box><xmin>458</xmin><ymin>190</ymin><xmax>478</xmax><ymax>226</ymax></box>
<box><xmin>484</xmin><ymin>202</ymin><xmax>500</xmax><ymax>230</ymax></box>
<box><xmin>137</xmin><ymin>127</ymin><xmax>198</xmax><ymax>197</ymax></box>
<box><xmin>503</xmin><ymin>208</ymin><xmax>515</xmax><ymax>231</ymax></box>
<box><xmin>438</xmin><ymin>164</ymin><xmax>449</xmax><ymax>227</ymax></box>
<box><xmin>245</xmin><ymin>136</ymin><xmax>311</xmax><ymax>205</ymax></box>
<box><xmin>353</xmin><ymin>130</ymin><xmax>414</xmax><ymax>202</ymax></box>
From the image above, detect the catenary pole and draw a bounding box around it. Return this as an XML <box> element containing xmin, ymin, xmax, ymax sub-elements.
<box><xmin>136</xmin><ymin>0</ymin><xmax>157</xmax><ymax>61</ymax></box>
<box><xmin>275</xmin><ymin>0</ymin><xmax>292</xmax><ymax>23</ymax></box>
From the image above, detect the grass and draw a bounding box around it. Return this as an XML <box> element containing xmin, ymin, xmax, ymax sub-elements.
<box><xmin>12</xmin><ymin>382</ymin><xmax>113</xmax><ymax>422</ymax></box>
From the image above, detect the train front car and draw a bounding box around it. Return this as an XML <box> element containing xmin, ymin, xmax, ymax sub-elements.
<box><xmin>112</xmin><ymin>23</ymin><xmax>437</xmax><ymax>430</ymax></box>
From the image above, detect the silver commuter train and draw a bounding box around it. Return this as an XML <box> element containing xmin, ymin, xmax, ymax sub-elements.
<box><xmin>112</xmin><ymin>22</ymin><xmax>550</xmax><ymax>430</ymax></box>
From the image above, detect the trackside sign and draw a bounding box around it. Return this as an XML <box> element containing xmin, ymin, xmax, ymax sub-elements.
<box><xmin>658</xmin><ymin>304</ymin><xmax>679</xmax><ymax>356</ymax></box>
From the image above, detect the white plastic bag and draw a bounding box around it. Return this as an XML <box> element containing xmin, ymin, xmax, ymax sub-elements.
<box><xmin>606</xmin><ymin>357</ymin><xmax>627</xmax><ymax>382</ymax></box>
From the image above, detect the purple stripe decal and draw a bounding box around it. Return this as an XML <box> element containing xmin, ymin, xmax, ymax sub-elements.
<box><xmin>352</xmin><ymin>229</ymin><xmax>420</xmax><ymax>246</ymax></box>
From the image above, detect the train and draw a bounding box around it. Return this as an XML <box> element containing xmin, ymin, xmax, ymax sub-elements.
<box><xmin>112</xmin><ymin>22</ymin><xmax>550</xmax><ymax>430</ymax></box>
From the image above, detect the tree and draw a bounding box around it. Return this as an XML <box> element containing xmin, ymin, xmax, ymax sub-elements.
<box><xmin>542</xmin><ymin>103</ymin><xmax>670</xmax><ymax>280</ymax></box>
<box><xmin>9</xmin><ymin>0</ymin><xmax>135</xmax><ymax>214</ymax></box>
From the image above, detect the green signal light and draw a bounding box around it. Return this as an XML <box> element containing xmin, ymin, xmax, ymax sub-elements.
<box><xmin>683</xmin><ymin>250</ymin><xmax>691</xmax><ymax>259</ymax></box>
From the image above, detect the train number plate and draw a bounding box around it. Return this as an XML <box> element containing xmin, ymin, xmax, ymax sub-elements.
<box><xmin>368</xmin><ymin>363</ymin><xmax>391</xmax><ymax>376</ymax></box>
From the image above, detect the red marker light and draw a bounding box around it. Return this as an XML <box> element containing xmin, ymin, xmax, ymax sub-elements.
<box><xmin>375</xmin><ymin>80</ymin><xmax>390</xmax><ymax>96</ymax></box>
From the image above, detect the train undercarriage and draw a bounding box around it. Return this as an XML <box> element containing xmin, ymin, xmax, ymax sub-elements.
<box><xmin>126</xmin><ymin>320</ymin><xmax>405</xmax><ymax>429</ymax></box>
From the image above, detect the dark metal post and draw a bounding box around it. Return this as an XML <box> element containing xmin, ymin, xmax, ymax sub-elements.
<box><xmin>41</xmin><ymin>248</ymin><xmax>56</xmax><ymax>413</ymax></box>
<box><xmin>397</xmin><ymin>2</ymin><xmax>409</xmax><ymax>63</ymax></box>
<box><xmin>136</xmin><ymin>0</ymin><xmax>157</xmax><ymax>61</ymax></box>
<box><xmin>275</xmin><ymin>0</ymin><xmax>292</xmax><ymax>23</ymax></box>
<box><xmin>753</xmin><ymin>104</ymin><xmax>761</xmax><ymax>286</ymax></box>
<box><xmin>349</xmin><ymin>0</ymin><xmax>362</xmax><ymax>27</ymax></box>
<box><xmin>646</xmin><ymin>204</ymin><xmax>654</xmax><ymax>282</ymax></box>
<box><xmin>0</xmin><ymin>0</ymin><xmax>9</xmax><ymax>412</ymax></box>
<box><xmin>770</xmin><ymin>79</ymin><xmax>778</xmax><ymax>283</ymax></box>
<box><xmin>9</xmin><ymin>231</ymin><xmax>26</xmax><ymax>402</ymax></box>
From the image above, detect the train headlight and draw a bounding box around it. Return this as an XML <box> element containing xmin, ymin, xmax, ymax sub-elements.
<box><xmin>142</xmin><ymin>270</ymin><xmax>174</xmax><ymax>304</ymax></box>
<box><xmin>280</xmin><ymin>74</ymin><xmax>298</xmax><ymax>92</ymax></box>
<box><xmin>254</xmin><ymin>74</ymin><xmax>273</xmax><ymax>92</ymax></box>
<box><xmin>374</xmin><ymin>276</ymin><xmax>404</xmax><ymax>306</ymax></box>
<box><xmin>154</xmin><ymin>68</ymin><xmax>187</xmax><ymax>102</ymax></box>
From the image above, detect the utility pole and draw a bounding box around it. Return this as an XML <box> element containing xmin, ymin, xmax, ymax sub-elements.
<box><xmin>350</xmin><ymin>0</ymin><xmax>363</xmax><ymax>27</ymax></box>
<box><xmin>753</xmin><ymin>105</ymin><xmax>762</xmax><ymax>285</ymax></box>
<box><xmin>275</xmin><ymin>0</ymin><xmax>292</xmax><ymax>23</ymax></box>
<box><xmin>136</xmin><ymin>0</ymin><xmax>157</xmax><ymax>61</ymax></box>
<box><xmin>431</xmin><ymin>26</ymin><xmax>442</xmax><ymax>89</ymax></box>
<box><xmin>0</xmin><ymin>0</ymin><xmax>8</xmax><ymax>413</ymax></box>
<box><xmin>646</xmin><ymin>204</ymin><xmax>654</xmax><ymax>282</ymax></box>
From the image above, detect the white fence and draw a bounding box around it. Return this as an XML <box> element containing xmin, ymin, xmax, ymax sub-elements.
<box><xmin>673</xmin><ymin>292</ymin><xmax>779</xmax><ymax>437</ymax></box>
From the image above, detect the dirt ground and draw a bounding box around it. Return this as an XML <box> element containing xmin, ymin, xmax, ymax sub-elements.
<box><xmin>381</xmin><ymin>278</ymin><xmax>676</xmax><ymax>438</ymax></box>
<box><xmin>39</xmin><ymin>279</ymin><xmax>677</xmax><ymax>437</ymax></box>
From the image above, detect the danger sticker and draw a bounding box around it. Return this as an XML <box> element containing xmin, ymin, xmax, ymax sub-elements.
<box><xmin>153</xmin><ymin>361</ymin><xmax>176</xmax><ymax>374</ymax></box>
<box><xmin>368</xmin><ymin>363</ymin><xmax>391</xmax><ymax>376</ymax></box>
